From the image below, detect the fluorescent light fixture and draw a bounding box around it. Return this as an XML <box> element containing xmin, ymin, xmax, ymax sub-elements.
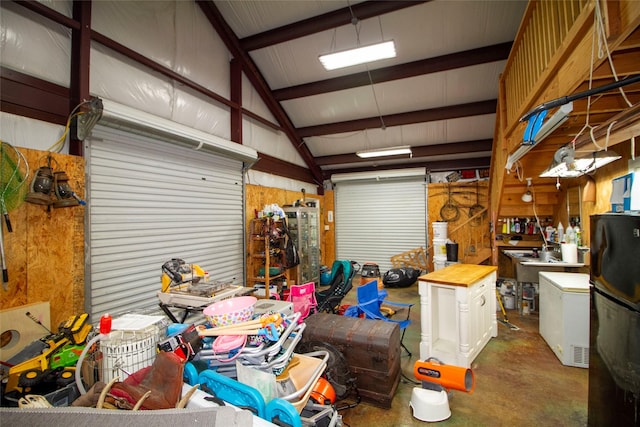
<box><xmin>356</xmin><ymin>145</ymin><xmax>412</xmax><ymax>158</ymax></box>
<box><xmin>319</xmin><ymin>41</ymin><xmax>396</xmax><ymax>70</ymax></box>
<box><xmin>331</xmin><ymin>167</ymin><xmax>426</xmax><ymax>183</ymax></box>
<box><xmin>83</xmin><ymin>98</ymin><xmax>258</xmax><ymax>163</ymax></box>
<box><xmin>540</xmin><ymin>150</ymin><xmax>621</xmax><ymax>178</ymax></box>
<box><xmin>505</xmin><ymin>102</ymin><xmax>573</xmax><ymax>170</ymax></box>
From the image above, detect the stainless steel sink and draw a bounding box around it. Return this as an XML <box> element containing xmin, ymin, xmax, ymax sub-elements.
<box><xmin>503</xmin><ymin>250</ymin><xmax>537</xmax><ymax>258</ymax></box>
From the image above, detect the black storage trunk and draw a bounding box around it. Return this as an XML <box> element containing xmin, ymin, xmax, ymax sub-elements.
<box><xmin>302</xmin><ymin>313</ymin><xmax>401</xmax><ymax>408</ymax></box>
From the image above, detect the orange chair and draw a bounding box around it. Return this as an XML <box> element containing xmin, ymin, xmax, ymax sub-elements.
<box><xmin>286</xmin><ymin>282</ymin><xmax>317</xmax><ymax>323</ymax></box>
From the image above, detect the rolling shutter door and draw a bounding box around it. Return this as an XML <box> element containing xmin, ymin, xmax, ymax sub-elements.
<box><xmin>334</xmin><ymin>175</ymin><xmax>427</xmax><ymax>273</ymax></box>
<box><xmin>85</xmin><ymin>125</ymin><xmax>246</xmax><ymax>319</ymax></box>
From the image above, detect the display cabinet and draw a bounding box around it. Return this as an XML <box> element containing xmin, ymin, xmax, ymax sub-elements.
<box><xmin>283</xmin><ymin>206</ymin><xmax>320</xmax><ymax>285</ymax></box>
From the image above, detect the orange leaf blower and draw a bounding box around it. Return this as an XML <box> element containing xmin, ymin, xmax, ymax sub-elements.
<box><xmin>413</xmin><ymin>357</ymin><xmax>475</xmax><ymax>393</ymax></box>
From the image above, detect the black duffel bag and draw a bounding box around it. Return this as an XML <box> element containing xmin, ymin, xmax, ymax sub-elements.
<box><xmin>382</xmin><ymin>267</ymin><xmax>422</xmax><ymax>288</ymax></box>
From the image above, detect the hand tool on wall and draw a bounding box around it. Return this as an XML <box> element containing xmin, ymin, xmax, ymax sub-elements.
<box><xmin>0</xmin><ymin>142</ymin><xmax>30</xmax><ymax>287</ymax></box>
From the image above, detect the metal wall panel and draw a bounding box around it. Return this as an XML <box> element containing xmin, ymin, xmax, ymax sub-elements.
<box><xmin>334</xmin><ymin>176</ymin><xmax>427</xmax><ymax>273</ymax></box>
<box><xmin>85</xmin><ymin>125</ymin><xmax>245</xmax><ymax>320</ymax></box>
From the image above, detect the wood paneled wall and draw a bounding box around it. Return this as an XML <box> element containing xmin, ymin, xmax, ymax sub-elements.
<box><xmin>427</xmin><ymin>181</ymin><xmax>489</xmax><ymax>266</ymax></box>
<box><xmin>1</xmin><ymin>148</ymin><xmax>85</xmax><ymax>328</ymax></box>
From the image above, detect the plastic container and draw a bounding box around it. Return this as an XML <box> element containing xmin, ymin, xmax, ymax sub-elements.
<box><xmin>432</xmin><ymin>222</ymin><xmax>448</xmax><ymax>239</ymax></box>
<box><xmin>503</xmin><ymin>295</ymin><xmax>516</xmax><ymax>310</ymax></box>
<box><xmin>203</xmin><ymin>296</ymin><xmax>257</xmax><ymax>327</ymax></box>
<box><xmin>433</xmin><ymin>256</ymin><xmax>447</xmax><ymax>271</ymax></box>
<box><xmin>433</xmin><ymin>239</ymin><xmax>447</xmax><ymax>257</ymax></box>
<box><xmin>557</xmin><ymin>222</ymin><xmax>564</xmax><ymax>243</ymax></box>
<box><xmin>446</xmin><ymin>242</ymin><xmax>459</xmax><ymax>262</ymax></box>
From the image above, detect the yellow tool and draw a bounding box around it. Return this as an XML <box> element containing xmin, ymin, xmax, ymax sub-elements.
<box><xmin>496</xmin><ymin>289</ymin><xmax>519</xmax><ymax>331</ymax></box>
<box><xmin>4</xmin><ymin>313</ymin><xmax>92</xmax><ymax>393</ymax></box>
<box><xmin>60</xmin><ymin>312</ymin><xmax>92</xmax><ymax>345</ymax></box>
<box><xmin>161</xmin><ymin>258</ymin><xmax>209</xmax><ymax>292</ymax></box>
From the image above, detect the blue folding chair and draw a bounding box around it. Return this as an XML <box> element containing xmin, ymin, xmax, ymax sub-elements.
<box><xmin>349</xmin><ymin>280</ymin><xmax>414</xmax><ymax>357</ymax></box>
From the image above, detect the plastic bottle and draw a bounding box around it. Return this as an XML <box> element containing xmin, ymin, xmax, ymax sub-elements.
<box><xmin>545</xmin><ymin>225</ymin><xmax>554</xmax><ymax>241</ymax></box>
<box><xmin>565</xmin><ymin>224</ymin><xmax>575</xmax><ymax>244</ymax></box>
<box><xmin>575</xmin><ymin>226</ymin><xmax>582</xmax><ymax>246</ymax></box>
<box><xmin>557</xmin><ymin>222</ymin><xmax>564</xmax><ymax>243</ymax></box>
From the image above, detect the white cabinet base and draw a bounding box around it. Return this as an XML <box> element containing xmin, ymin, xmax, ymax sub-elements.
<box><xmin>419</xmin><ymin>265</ymin><xmax>497</xmax><ymax>368</ymax></box>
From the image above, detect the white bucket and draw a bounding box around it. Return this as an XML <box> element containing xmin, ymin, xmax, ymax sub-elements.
<box><xmin>433</xmin><ymin>238</ymin><xmax>448</xmax><ymax>256</ymax></box>
<box><xmin>503</xmin><ymin>295</ymin><xmax>515</xmax><ymax>310</ymax></box>
<box><xmin>432</xmin><ymin>222</ymin><xmax>448</xmax><ymax>239</ymax></box>
<box><xmin>434</xmin><ymin>257</ymin><xmax>447</xmax><ymax>271</ymax></box>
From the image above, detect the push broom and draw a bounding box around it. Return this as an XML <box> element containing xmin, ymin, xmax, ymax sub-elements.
<box><xmin>496</xmin><ymin>289</ymin><xmax>519</xmax><ymax>331</ymax></box>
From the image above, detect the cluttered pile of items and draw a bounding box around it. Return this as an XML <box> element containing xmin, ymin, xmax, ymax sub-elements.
<box><xmin>1</xmin><ymin>256</ymin><xmax>479</xmax><ymax>425</ymax></box>
<box><xmin>0</xmin><ymin>260</ymin><xmax>360</xmax><ymax>427</ymax></box>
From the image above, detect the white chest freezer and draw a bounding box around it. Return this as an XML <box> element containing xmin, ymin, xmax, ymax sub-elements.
<box><xmin>538</xmin><ymin>271</ymin><xmax>590</xmax><ymax>368</ymax></box>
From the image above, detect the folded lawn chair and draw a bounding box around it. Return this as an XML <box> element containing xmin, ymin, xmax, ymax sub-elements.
<box><xmin>345</xmin><ymin>280</ymin><xmax>414</xmax><ymax>357</ymax></box>
<box><xmin>315</xmin><ymin>260</ymin><xmax>359</xmax><ymax>314</ymax></box>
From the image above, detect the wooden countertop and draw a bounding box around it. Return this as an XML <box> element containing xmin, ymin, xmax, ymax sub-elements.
<box><xmin>419</xmin><ymin>264</ymin><xmax>497</xmax><ymax>287</ymax></box>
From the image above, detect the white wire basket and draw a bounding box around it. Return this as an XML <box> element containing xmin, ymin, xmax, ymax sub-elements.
<box><xmin>87</xmin><ymin>314</ymin><xmax>167</xmax><ymax>384</ymax></box>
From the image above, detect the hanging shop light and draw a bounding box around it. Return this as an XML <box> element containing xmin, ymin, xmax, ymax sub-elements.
<box><xmin>540</xmin><ymin>148</ymin><xmax>621</xmax><ymax>178</ymax></box>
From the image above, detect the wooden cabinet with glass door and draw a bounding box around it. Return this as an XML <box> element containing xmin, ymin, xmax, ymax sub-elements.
<box><xmin>247</xmin><ymin>217</ymin><xmax>289</xmax><ymax>299</ymax></box>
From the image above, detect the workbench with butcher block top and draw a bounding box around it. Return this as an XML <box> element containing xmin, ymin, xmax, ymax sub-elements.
<box><xmin>418</xmin><ymin>264</ymin><xmax>498</xmax><ymax>368</ymax></box>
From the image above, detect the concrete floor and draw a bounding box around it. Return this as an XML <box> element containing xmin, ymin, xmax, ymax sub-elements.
<box><xmin>335</xmin><ymin>279</ymin><xmax>588</xmax><ymax>427</ymax></box>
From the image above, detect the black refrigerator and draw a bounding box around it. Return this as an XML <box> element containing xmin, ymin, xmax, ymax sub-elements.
<box><xmin>588</xmin><ymin>213</ymin><xmax>640</xmax><ymax>426</ymax></box>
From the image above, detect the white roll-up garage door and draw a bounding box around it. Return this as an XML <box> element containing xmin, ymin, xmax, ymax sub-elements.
<box><xmin>333</xmin><ymin>171</ymin><xmax>427</xmax><ymax>273</ymax></box>
<box><xmin>85</xmin><ymin>125</ymin><xmax>248</xmax><ymax>320</ymax></box>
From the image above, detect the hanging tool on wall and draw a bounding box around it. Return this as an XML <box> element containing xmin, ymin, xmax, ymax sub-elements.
<box><xmin>0</xmin><ymin>141</ymin><xmax>30</xmax><ymax>288</ymax></box>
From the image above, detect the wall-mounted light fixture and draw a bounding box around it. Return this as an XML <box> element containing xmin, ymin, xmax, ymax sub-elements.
<box><xmin>505</xmin><ymin>102</ymin><xmax>573</xmax><ymax>170</ymax></box>
<box><xmin>539</xmin><ymin>149</ymin><xmax>621</xmax><ymax>178</ymax></box>
<box><xmin>521</xmin><ymin>177</ymin><xmax>533</xmax><ymax>202</ymax></box>
<box><xmin>25</xmin><ymin>165</ymin><xmax>54</xmax><ymax>205</ymax></box>
<box><xmin>356</xmin><ymin>145</ymin><xmax>412</xmax><ymax>158</ymax></box>
<box><xmin>319</xmin><ymin>40</ymin><xmax>396</xmax><ymax>70</ymax></box>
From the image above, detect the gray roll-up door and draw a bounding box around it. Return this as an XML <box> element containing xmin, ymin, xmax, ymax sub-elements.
<box><xmin>334</xmin><ymin>174</ymin><xmax>427</xmax><ymax>273</ymax></box>
<box><xmin>85</xmin><ymin>125</ymin><xmax>246</xmax><ymax>320</ymax></box>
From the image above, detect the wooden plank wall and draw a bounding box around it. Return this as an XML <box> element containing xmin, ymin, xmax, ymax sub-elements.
<box><xmin>427</xmin><ymin>181</ymin><xmax>489</xmax><ymax>266</ymax></box>
<box><xmin>1</xmin><ymin>147</ymin><xmax>85</xmax><ymax>328</ymax></box>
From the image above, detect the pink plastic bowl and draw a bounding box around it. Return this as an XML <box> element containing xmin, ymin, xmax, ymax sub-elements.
<box><xmin>203</xmin><ymin>296</ymin><xmax>257</xmax><ymax>327</ymax></box>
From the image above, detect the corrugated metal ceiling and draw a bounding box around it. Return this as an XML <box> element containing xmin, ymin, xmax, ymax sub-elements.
<box><xmin>209</xmin><ymin>0</ymin><xmax>528</xmax><ymax>180</ymax></box>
